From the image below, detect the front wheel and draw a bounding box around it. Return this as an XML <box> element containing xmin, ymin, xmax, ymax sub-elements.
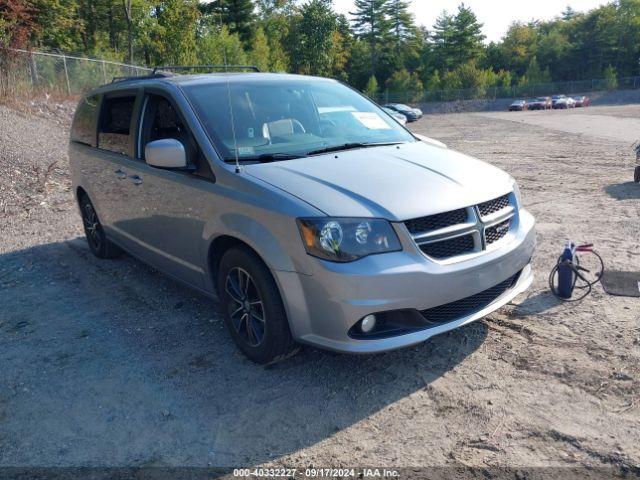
<box><xmin>217</xmin><ymin>247</ymin><xmax>299</xmax><ymax>364</ymax></box>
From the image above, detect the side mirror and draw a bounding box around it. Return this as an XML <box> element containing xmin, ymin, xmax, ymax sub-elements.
<box><xmin>145</xmin><ymin>139</ymin><xmax>187</xmax><ymax>169</ymax></box>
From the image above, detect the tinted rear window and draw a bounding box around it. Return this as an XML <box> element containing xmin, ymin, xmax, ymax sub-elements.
<box><xmin>98</xmin><ymin>96</ymin><xmax>136</xmax><ymax>155</ymax></box>
<box><xmin>71</xmin><ymin>94</ymin><xmax>99</xmax><ymax>145</ymax></box>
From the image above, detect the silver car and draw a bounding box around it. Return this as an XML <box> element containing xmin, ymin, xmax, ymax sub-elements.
<box><xmin>69</xmin><ymin>72</ymin><xmax>535</xmax><ymax>363</ymax></box>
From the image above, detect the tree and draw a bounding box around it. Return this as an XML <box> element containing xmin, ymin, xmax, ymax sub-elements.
<box><xmin>286</xmin><ymin>0</ymin><xmax>338</xmax><ymax>76</ymax></box>
<box><xmin>562</xmin><ymin>5</ymin><xmax>577</xmax><ymax>20</ymax></box>
<box><xmin>350</xmin><ymin>0</ymin><xmax>391</xmax><ymax>77</ymax></box>
<box><xmin>0</xmin><ymin>0</ymin><xmax>35</xmax><ymax>49</ymax></box>
<box><xmin>248</xmin><ymin>26</ymin><xmax>270</xmax><ymax>71</ymax></box>
<box><xmin>500</xmin><ymin>22</ymin><xmax>537</xmax><ymax>76</ymax></box>
<box><xmin>363</xmin><ymin>75</ymin><xmax>379</xmax><ymax>97</ymax></box>
<box><xmin>449</xmin><ymin>3</ymin><xmax>485</xmax><ymax>67</ymax></box>
<box><xmin>388</xmin><ymin>0</ymin><xmax>414</xmax><ymax>47</ymax></box>
<box><xmin>603</xmin><ymin>65</ymin><xmax>618</xmax><ymax>90</ymax></box>
<box><xmin>201</xmin><ymin>0</ymin><xmax>255</xmax><ymax>44</ymax></box>
<box><xmin>432</xmin><ymin>4</ymin><xmax>485</xmax><ymax>71</ymax></box>
<box><xmin>386</xmin><ymin>68</ymin><xmax>423</xmax><ymax>101</ymax></box>
<box><xmin>198</xmin><ymin>25</ymin><xmax>247</xmax><ymax>66</ymax></box>
<box><xmin>255</xmin><ymin>0</ymin><xmax>294</xmax><ymax>71</ymax></box>
<box><xmin>154</xmin><ymin>0</ymin><xmax>200</xmax><ymax>65</ymax></box>
<box><xmin>122</xmin><ymin>0</ymin><xmax>133</xmax><ymax>63</ymax></box>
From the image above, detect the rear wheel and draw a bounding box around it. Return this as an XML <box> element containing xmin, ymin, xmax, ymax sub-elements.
<box><xmin>217</xmin><ymin>247</ymin><xmax>299</xmax><ymax>364</ymax></box>
<box><xmin>79</xmin><ymin>194</ymin><xmax>121</xmax><ymax>259</ymax></box>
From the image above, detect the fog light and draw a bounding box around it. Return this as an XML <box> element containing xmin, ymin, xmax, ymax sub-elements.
<box><xmin>361</xmin><ymin>314</ymin><xmax>377</xmax><ymax>333</ymax></box>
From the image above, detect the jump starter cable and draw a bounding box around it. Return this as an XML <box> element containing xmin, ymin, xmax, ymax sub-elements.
<box><xmin>548</xmin><ymin>243</ymin><xmax>604</xmax><ymax>302</ymax></box>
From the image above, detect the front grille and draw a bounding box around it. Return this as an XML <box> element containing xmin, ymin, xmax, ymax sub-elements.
<box><xmin>485</xmin><ymin>219</ymin><xmax>511</xmax><ymax>245</ymax></box>
<box><xmin>420</xmin><ymin>271</ymin><xmax>521</xmax><ymax>324</ymax></box>
<box><xmin>404</xmin><ymin>191</ymin><xmax>515</xmax><ymax>261</ymax></box>
<box><xmin>420</xmin><ymin>234</ymin><xmax>475</xmax><ymax>259</ymax></box>
<box><xmin>478</xmin><ymin>194</ymin><xmax>510</xmax><ymax>218</ymax></box>
<box><xmin>405</xmin><ymin>208</ymin><xmax>468</xmax><ymax>235</ymax></box>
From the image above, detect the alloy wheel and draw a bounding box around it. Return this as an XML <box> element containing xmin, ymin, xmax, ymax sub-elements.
<box><xmin>224</xmin><ymin>267</ymin><xmax>266</xmax><ymax>347</ymax></box>
<box><xmin>82</xmin><ymin>202</ymin><xmax>102</xmax><ymax>251</ymax></box>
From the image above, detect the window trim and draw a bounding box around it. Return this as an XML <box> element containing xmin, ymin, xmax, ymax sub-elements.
<box><xmin>97</xmin><ymin>89</ymin><xmax>141</xmax><ymax>158</ymax></box>
<box><xmin>137</xmin><ymin>88</ymin><xmax>215</xmax><ymax>181</ymax></box>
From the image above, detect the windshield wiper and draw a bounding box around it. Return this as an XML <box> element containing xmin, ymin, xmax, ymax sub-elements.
<box><xmin>306</xmin><ymin>142</ymin><xmax>406</xmax><ymax>156</ymax></box>
<box><xmin>224</xmin><ymin>153</ymin><xmax>307</xmax><ymax>164</ymax></box>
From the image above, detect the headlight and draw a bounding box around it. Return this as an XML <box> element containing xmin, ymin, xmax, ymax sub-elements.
<box><xmin>297</xmin><ymin>217</ymin><xmax>402</xmax><ymax>262</ymax></box>
<box><xmin>512</xmin><ymin>179</ymin><xmax>523</xmax><ymax>208</ymax></box>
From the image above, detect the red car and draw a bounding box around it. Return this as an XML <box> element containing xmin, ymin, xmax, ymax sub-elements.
<box><xmin>573</xmin><ymin>96</ymin><xmax>590</xmax><ymax>107</ymax></box>
<box><xmin>528</xmin><ymin>96</ymin><xmax>552</xmax><ymax>110</ymax></box>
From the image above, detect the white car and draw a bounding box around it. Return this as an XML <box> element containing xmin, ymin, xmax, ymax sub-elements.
<box><xmin>552</xmin><ymin>95</ymin><xmax>575</xmax><ymax>109</ymax></box>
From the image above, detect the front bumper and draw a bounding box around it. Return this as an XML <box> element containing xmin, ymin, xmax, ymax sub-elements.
<box><xmin>274</xmin><ymin>209</ymin><xmax>536</xmax><ymax>353</ymax></box>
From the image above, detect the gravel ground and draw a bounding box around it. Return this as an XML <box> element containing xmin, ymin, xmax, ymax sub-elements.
<box><xmin>1</xmin><ymin>102</ymin><xmax>639</xmax><ymax>474</ymax></box>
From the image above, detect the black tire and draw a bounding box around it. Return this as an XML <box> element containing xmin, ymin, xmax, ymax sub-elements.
<box><xmin>634</xmin><ymin>166</ymin><xmax>640</xmax><ymax>183</ymax></box>
<box><xmin>79</xmin><ymin>194</ymin><xmax>121</xmax><ymax>259</ymax></box>
<box><xmin>217</xmin><ymin>246</ymin><xmax>299</xmax><ymax>364</ymax></box>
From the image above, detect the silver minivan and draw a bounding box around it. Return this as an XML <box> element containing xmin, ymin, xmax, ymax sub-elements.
<box><xmin>69</xmin><ymin>71</ymin><xmax>536</xmax><ymax>363</ymax></box>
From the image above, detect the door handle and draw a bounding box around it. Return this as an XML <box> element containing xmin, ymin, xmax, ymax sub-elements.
<box><xmin>115</xmin><ymin>169</ymin><xmax>127</xmax><ymax>179</ymax></box>
<box><xmin>129</xmin><ymin>175</ymin><xmax>143</xmax><ymax>185</ymax></box>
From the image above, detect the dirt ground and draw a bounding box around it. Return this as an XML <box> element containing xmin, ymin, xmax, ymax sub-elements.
<box><xmin>1</xmin><ymin>102</ymin><xmax>639</xmax><ymax>475</ymax></box>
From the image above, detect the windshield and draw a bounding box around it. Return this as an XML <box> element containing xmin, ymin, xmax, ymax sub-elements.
<box><xmin>183</xmin><ymin>77</ymin><xmax>415</xmax><ymax>162</ymax></box>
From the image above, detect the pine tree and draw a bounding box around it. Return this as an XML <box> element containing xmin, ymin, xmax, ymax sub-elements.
<box><xmin>432</xmin><ymin>3</ymin><xmax>484</xmax><ymax>70</ymax></box>
<box><xmin>201</xmin><ymin>0</ymin><xmax>255</xmax><ymax>44</ymax></box>
<box><xmin>387</xmin><ymin>0</ymin><xmax>413</xmax><ymax>48</ymax></box>
<box><xmin>350</xmin><ymin>0</ymin><xmax>391</xmax><ymax>77</ymax></box>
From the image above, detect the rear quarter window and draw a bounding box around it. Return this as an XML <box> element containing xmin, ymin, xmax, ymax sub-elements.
<box><xmin>70</xmin><ymin>94</ymin><xmax>100</xmax><ymax>146</ymax></box>
<box><xmin>98</xmin><ymin>95</ymin><xmax>136</xmax><ymax>155</ymax></box>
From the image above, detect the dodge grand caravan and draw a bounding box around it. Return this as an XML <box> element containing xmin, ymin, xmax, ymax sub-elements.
<box><xmin>69</xmin><ymin>70</ymin><xmax>536</xmax><ymax>364</ymax></box>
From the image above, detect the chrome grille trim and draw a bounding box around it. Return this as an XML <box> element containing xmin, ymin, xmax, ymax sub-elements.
<box><xmin>405</xmin><ymin>192</ymin><xmax>516</xmax><ymax>261</ymax></box>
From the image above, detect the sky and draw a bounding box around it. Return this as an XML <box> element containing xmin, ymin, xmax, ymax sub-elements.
<box><xmin>331</xmin><ymin>0</ymin><xmax>609</xmax><ymax>43</ymax></box>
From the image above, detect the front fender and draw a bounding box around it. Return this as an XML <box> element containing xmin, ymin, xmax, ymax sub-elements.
<box><xmin>202</xmin><ymin>211</ymin><xmax>313</xmax><ymax>291</ymax></box>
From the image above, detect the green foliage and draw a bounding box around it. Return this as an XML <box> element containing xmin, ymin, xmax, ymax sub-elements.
<box><xmin>386</xmin><ymin>68</ymin><xmax>423</xmax><ymax>101</ymax></box>
<box><xmin>350</xmin><ymin>0</ymin><xmax>392</xmax><ymax>76</ymax></box>
<box><xmin>363</xmin><ymin>75</ymin><xmax>379</xmax><ymax>97</ymax></box>
<box><xmin>13</xmin><ymin>0</ymin><xmax>640</xmax><ymax>101</ymax></box>
<box><xmin>198</xmin><ymin>25</ymin><xmax>247</xmax><ymax>66</ymax></box>
<box><xmin>432</xmin><ymin>4</ymin><xmax>485</xmax><ymax>71</ymax></box>
<box><xmin>201</xmin><ymin>0</ymin><xmax>255</xmax><ymax>43</ymax></box>
<box><xmin>603</xmin><ymin>65</ymin><xmax>618</xmax><ymax>90</ymax></box>
<box><xmin>248</xmin><ymin>27</ymin><xmax>270</xmax><ymax>71</ymax></box>
<box><xmin>286</xmin><ymin>0</ymin><xmax>339</xmax><ymax>76</ymax></box>
<box><xmin>154</xmin><ymin>0</ymin><xmax>200</xmax><ymax>65</ymax></box>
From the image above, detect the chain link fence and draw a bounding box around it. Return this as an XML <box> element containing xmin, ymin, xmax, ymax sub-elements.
<box><xmin>0</xmin><ymin>48</ymin><xmax>151</xmax><ymax>99</ymax></box>
<box><xmin>3</xmin><ymin>48</ymin><xmax>640</xmax><ymax>106</ymax></box>
<box><xmin>373</xmin><ymin>76</ymin><xmax>640</xmax><ymax>105</ymax></box>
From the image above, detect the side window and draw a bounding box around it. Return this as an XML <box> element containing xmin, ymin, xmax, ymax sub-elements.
<box><xmin>70</xmin><ymin>94</ymin><xmax>99</xmax><ymax>146</ymax></box>
<box><xmin>141</xmin><ymin>95</ymin><xmax>213</xmax><ymax>179</ymax></box>
<box><xmin>98</xmin><ymin>96</ymin><xmax>136</xmax><ymax>155</ymax></box>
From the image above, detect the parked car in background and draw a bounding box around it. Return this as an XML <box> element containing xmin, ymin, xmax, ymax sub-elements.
<box><xmin>573</xmin><ymin>96</ymin><xmax>590</xmax><ymax>107</ymax></box>
<box><xmin>635</xmin><ymin>143</ymin><xmax>640</xmax><ymax>183</ymax></box>
<box><xmin>383</xmin><ymin>103</ymin><xmax>421</xmax><ymax>122</ymax></box>
<box><xmin>528</xmin><ymin>97</ymin><xmax>552</xmax><ymax>110</ymax></box>
<box><xmin>69</xmin><ymin>70</ymin><xmax>534</xmax><ymax>363</ymax></box>
<box><xmin>553</xmin><ymin>96</ymin><xmax>576</xmax><ymax>109</ymax></box>
<box><xmin>509</xmin><ymin>100</ymin><xmax>528</xmax><ymax>111</ymax></box>
<box><xmin>383</xmin><ymin>107</ymin><xmax>408</xmax><ymax>125</ymax></box>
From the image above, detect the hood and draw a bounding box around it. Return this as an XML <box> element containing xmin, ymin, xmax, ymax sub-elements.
<box><xmin>245</xmin><ymin>141</ymin><xmax>514</xmax><ymax>221</ymax></box>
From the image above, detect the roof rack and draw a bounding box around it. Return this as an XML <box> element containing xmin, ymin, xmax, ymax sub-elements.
<box><xmin>151</xmin><ymin>65</ymin><xmax>261</xmax><ymax>74</ymax></box>
<box><xmin>111</xmin><ymin>72</ymin><xmax>173</xmax><ymax>84</ymax></box>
